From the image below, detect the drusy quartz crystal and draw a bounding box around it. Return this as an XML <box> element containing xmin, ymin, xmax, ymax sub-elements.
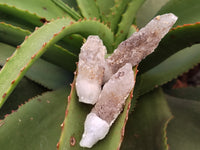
<box><xmin>78</xmin><ymin>13</ymin><xmax>178</xmax><ymax>148</ymax></box>
<box><xmin>104</xmin><ymin>13</ymin><xmax>178</xmax><ymax>81</ymax></box>
<box><xmin>76</xmin><ymin>36</ymin><xmax>107</xmax><ymax>104</ymax></box>
<box><xmin>80</xmin><ymin>63</ymin><xmax>135</xmax><ymax>148</ymax></box>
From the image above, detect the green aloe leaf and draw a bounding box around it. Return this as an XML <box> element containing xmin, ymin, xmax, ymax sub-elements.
<box><xmin>0</xmin><ymin>18</ymin><xmax>72</xmax><ymax>108</ymax></box>
<box><xmin>0</xmin><ymin>22</ymin><xmax>78</xmax><ymax>71</ymax></box>
<box><xmin>139</xmin><ymin>23</ymin><xmax>200</xmax><ymax>73</ymax></box>
<box><xmin>127</xmin><ymin>24</ymin><xmax>138</xmax><ymax>38</ymax></box>
<box><xmin>96</xmin><ymin>0</ymin><xmax>114</xmax><ymax>21</ymax></box>
<box><xmin>164</xmin><ymin>87</ymin><xmax>200</xmax><ymax>101</ymax></box>
<box><xmin>157</xmin><ymin>0</ymin><xmax>200</xmax><ymax>26</ymax></box>
<box><xmin>106</xmin><ymin>0</ymin><xmax>131</xmax><ymax>32</ymax></box>
<box><xmin>121</xmin><ymin>88</ymin><xmax>172</xmax><ymax>150</ymax></box>
<box><xmin>51</xmin><ymin>0</ymin><xmax>81</xmax><ymax>21</ymax></box>
<box><xmin>0</xmin><ymin>88</ymin><xmax>68</xmax><ymax>150</ymax></box>
<box><xmin>0</xmin><ymin>77</ymin><xmax>47</xmax><ymax>119</ymax></box>
<box><xmin>58</xmin><ymin>68</ymin><xmax>137</xmax><ymax>150</ymax></box>
<box><xmin>76</xmin><ymin>0</ymin><xmax>100</xmax><ymax>19</ymax></box>
<box><xmin>166</xmin><ymin>94</ymin><xmax>200</xmax><ymax>150</ymax></box>
<box><xmin>0</xmin><ymin>22</ymin><xmax>31</xmax><ymax>46</ymax></box>
<box><xmin>114</xmin><ymin>0</ymin><xmax>145</xmax><ymax>47</ymax></box>
<box><xmin>136</xmin><ymin>0</ymin><xmax>169</xmax><ymax>27</ymax></box>
<box><xmin>0</xmin><ymin>0</ymin><xmax>69</xmax><ymax>20</ymax></box>
<box><xmin>0</xmin><ymin>4</ymin><xmax>44</xmax><ymax>31</ymax></box>
<box><xmin>62</xmin><ymin>0</ymin><xmax>79</xmax><ymax>11</ymax></box>
<box><xmin>135</xmin><ymin>44</ymin><xmax>200</xmax><ymax>99</ymax></box>
<box><xmin>0</xmin><ymin>42</ymin><xmax>73</xmax><ymax>90</ymax></box>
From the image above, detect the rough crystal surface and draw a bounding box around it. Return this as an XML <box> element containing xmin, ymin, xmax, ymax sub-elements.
<box><xmin>92</xmin><ymin>63</ymin><xmax>135</xmax><ymax>124</ymax></box>
<box><xmin>76</xmin><ymin>36</ymin><xmax>107</xmax><ymax>104</ymax></box>
<box><xmin>105</xmin><ymin>13</ymin><xmax>178</xmax><ymax>79</ymax></box>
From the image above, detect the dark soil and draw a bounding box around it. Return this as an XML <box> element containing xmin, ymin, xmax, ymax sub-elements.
<box><xmin>173</xmin><ymin>64</ymin><xmax>200</xmax><ymax>88</ymax></box>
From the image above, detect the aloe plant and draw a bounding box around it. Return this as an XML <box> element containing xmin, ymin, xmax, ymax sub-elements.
<box><xmin>0</xmin><ymin>0</ymin><xmax>200</xmax><ymax>149</ymax></box>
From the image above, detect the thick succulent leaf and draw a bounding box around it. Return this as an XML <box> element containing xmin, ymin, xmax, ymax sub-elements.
<box><xmin>0</xmin><ymin>22</ymin><xmax>30</xmax><ymax>46</ymax></box>
<box><xmin>134</xmin><ymin>44</ymin><xmax>200</xmax><ymax>99</ymax></box>
<box><xmin>121</xmin><ymin>88</ymin><xmax>172</xmax><ymax>150</ymax></box>
<box><xmin>51</xmin><ymin>0</ymin><xmax>81</xmax><ymax>21</ymax></box>
<box><xmin>0</xmin><ymin>77</ymin><xmax>47</xmax><ymax>119</ymax></box>
<box><xmin>0</xmin><ymin>88</ymin><xmax>68</xmax><ymax>150</ymax></box>
<box><xmin>0</xmin><ymin>42</ymin><xmax>73</xmax><ymax>90</ymax></box>
<box><xmin>0</xmin><ymin>18</ymin><xmax>114</xmax><ymax>107</ymax></box>
<box><xmin>127</xmin><ymin>25</ymin><xmax>138</xmax><ymax>38</ymax></box>
<box><xmin>76</xmin><ymin>0</ymin><xmax>100</xmax><ymax>19</ymax></box>
<box><xmin>0</xmin><ymin>4</ymin><xmax>44</xmax><ymax>31</ymax></box>
<box><xmin>136</xmin><ymin>0</ymin><xmax>169</xmax><ymax>27</ymax></box>
<box><xmin>0</xmin><ymin>0</ymin><xmax>69</xmax><ymax>20</ymax></box>
<box><xmin>96</xmin><ymin>0</ymin><xmax>114</xmax><ymax>21</ymax></box>
<box><xmin>0</xmin><ymin>18</ymin><xmax>71</xmax><ymax>108</ymax></box>
<box><xmin>139</xmin><ymin>23</ymin><xmax>200</xmax><ymax>73</ymax></box>
<box><xmin>0</xmin><ymin>22</ymin><xmax>78</xmax><ymax>71</ymax></box>
<box><xmin>58</xmin><ymin>68</ymin><xmax>137</xmax><ymax>150</ymax></box>
<box><xmin>61</xmin><ymin>19</ymin><xmax>114</xmax><ymax>52</ymax></box>
<box><xmin>164</xmin><ymin>87</ymin><xmax>200</xmax><ymax>101</ymax></box>
<box><xmin>62</xmin><ymin>0</ymin><xmax>79</xmax><ymax>11</ymax></box>
<box><xmin>42</xmin><ymin>44</ymin><xmax>78</xmax><ymax>72</ymax></box>
<box><xmin>58</xmin><ymin>34</ymin><xmax>83</xmax><ymax>55</ymax></box>
<box><xmin>114</xmin><ymin>0</ymin><xmax>145</xmax><ymax>47</ymax></box>
<box><xmin>157</xmin><ymin>0</ymin><xmax>200</xmax><ymax>26</ymax></box>
<box><xmin>106</xmin><ymin>0</ymin><xmax>131</xmax><ymax>32</ymax></box>
<box><xmin>166</xmin><ymin>94</ymin><xmax>200</xmax><ymax>150</ymax></box>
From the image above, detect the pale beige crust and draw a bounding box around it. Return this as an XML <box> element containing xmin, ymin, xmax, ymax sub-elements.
<box><xmin>92</xmin><ymin>63</ymin><xmax>135</xmax><ymax>124</ymax></box>
<box><xmin>105</xmin><ymin>13</ymin><xmax>178</xmax><ymax>79</ymax></box>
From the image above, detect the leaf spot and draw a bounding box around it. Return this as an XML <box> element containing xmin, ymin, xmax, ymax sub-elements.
<box><xmin>2</xmin><ymin>93</ymin><xmax>7</xmax><ymax>98</ymax></box>
<box><xmin>70</xmin><ymin>136</ymin><xmax>76</xmax><ymax>146</ymax></box>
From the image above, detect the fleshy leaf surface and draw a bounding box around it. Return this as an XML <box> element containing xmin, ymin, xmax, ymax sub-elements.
<box><xmin>0</xmin><ymin>0</ymin><xmax>69</xmax><ymax>20</ymax></box>
<box><xmin>139</xmin><ymin>23</ymin><xmax>200</xmax><ymax>73</ymax></box>
<box><xmin>121</xmin><ymin>88</ymin><xmax>172</xmax><ymax>150</ymax></box>
<box><xmin>76</xmin><ymin>0</ymin><xmax>100</xmax><ymax>19</ymax></box>
<box><xmin>166</xmin><ymin>94</ymin><xmax>200</xmax><ymax>150</ymax></box>
<box><xmin>114</xmin><ymin>0</ymin><xmax>145</xmax><ymax>47</ymax></box>
<box><xmin>0</xmin><ymin>4</ymin><xmax>44</xmax><ymax>31</ymax></box>
<box><xmin>106</xmin><ymin>0</ymin><xmax>131</xmax><ymax>32</ymax></box>
<box><xmin>135</xmin><ymin>44</ymin><xmax>200</xmax><ymax>99</ymax></box>
<box><xmin>164</xmin><ymin>87</ymin><xmax>200</xmax><ymax>101</ymax></box>
<box><xmin>0</xmin><ymin>22</ymin><xmax>78</xmax><ymax>71</ymax></box>
<box><xmin>51</xmin><ymin>0</ymin><xmax>81</xmax><ymax>20</ymax></box>
<box><xmin>157</xmin><ymin>0</ymin><xmax>200</xmax><ymax>26</ymax></box>
<box><xmin>136</xmin><ymin>0</ymin><xmax>169</xmax><ymax>27</ymax></box>
<box><xmin>0</xmin><ymin>88</ymin><xmax>68</xmax><ymax>150</ymax></box>
<box><xmin>96</xmin><ymin>0</ymin><xmax>114</xmax><ymax>21</ymax></box>
<box><xmin>0</xmin><ymin>42</ymin><xmax>73</xmax><ymax>89</ymax></box>
<box><xmin>0</xmin><ymin>77</ymin><xmax>47</xmax><ymax>119</ymax></box>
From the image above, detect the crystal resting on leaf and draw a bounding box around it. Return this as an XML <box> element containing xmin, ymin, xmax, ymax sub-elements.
<box><xmin>104</xmin><ymin>13</ymin><xmax>178</xmax><ymax>81</ymax></box>
<box><xmin>80</xmin><ymin>63</ymin><xmax>135</xmax><ymax>148</ymax></box>
<box><xmin>76</xmin><ymin>36</ymin><xmax>107</xmax><ymax>104</ymax></box>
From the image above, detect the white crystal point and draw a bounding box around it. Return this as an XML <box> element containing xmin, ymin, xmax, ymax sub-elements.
<box><xmin>76</xmin><ymin>79</ymin><xmax>101</xmax><ymax>104</ymax></box>
<box><xmin>80</xmin><ymin>113</ymin><xmax>110</xmax><ymax>148</ymax></box>
<box><xmin>76</xmin><ymin>35</ymin><xmax>107</xmax><ymax>104</ymax></box>
<box><xmin>105</xmin><ymin>13</ymin><xmax>178</xmax><ymax>79</ymax></box>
